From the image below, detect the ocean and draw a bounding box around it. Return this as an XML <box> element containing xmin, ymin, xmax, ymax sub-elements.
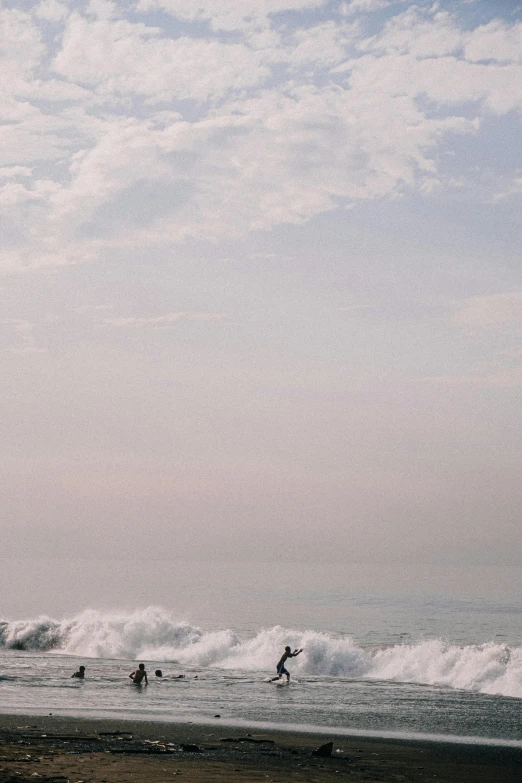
<box><xmin>1</xmin><ymin>560</ymin><xmax>522</xmax><ymax>745</ymax></box>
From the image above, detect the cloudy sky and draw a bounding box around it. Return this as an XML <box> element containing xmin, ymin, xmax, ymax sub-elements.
<box><xmin>2</xmin><ymin>0</ymin><xmax>521</xmax><ymax>569</ymax></box>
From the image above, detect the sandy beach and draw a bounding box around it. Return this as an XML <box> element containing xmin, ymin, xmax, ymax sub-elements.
<box><xmin>1</xmin><ymin>713</ymin><xmax>521</xmax><ymax>783</ymax></box>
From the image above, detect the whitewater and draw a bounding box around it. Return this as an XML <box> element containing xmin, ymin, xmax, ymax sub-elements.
<box><xmin>2</xmin><ymin>561</ymin><xmax>522</xmax><ymax>743</ymax></box>
<box><xmin>1</xmin><ymin>607</ymin><xmax>522</xmax><ymax>698</ymax></box>
<box><xmin>2</xmin><ymin>606</ymin><xmax>522</xmax><ymax>743</ymax></box>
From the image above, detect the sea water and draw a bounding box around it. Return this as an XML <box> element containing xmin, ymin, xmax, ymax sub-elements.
<box><xmin>1</xmin><ymin>560</ymin><xmax>522</xmax><ymax>744</ymax></box>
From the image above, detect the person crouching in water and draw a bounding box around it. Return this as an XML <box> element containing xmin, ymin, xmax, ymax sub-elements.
<box><xmin>271</xmin><ymin>646</ymin><xmax>302</xmax><ymax>682</ymax></box>
<box><xmin>129</xmin><ymin>663</ymin><xmax>148</xmax><ymax>685</ymax></box>
<box><xmin>71</xmin><ymin>665</ymin><xmax>85</xmax><ymax>679</ymax></box>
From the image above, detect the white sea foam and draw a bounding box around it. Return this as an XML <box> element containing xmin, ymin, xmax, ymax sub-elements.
<box><xmin>1</xmin><ymin>607</ymin><xmax>522</xmax><ymax>698</ymax></box>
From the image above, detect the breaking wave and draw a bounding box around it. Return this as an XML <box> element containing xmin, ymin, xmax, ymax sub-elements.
<box><xmin>1</xmin><ymin>607</ymin><xmax>522</xmax><ymax>699</ymax></box>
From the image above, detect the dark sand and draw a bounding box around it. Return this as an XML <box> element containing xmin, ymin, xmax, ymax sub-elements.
<box><xmin>1</xmin><ymin>713</ymin><xmax>521</xmax><ymax>782</ymax></box>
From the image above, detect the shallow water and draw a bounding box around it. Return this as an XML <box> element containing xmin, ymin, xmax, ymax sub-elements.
<box><xmin>1</xmin><ymin>560</ymin><xmax>522</xmax><ymax>743</ymax></box>
<box><xmin>1</xmin><ymin>648</ymin><xmax>522</xmax><ymax>744</ymax></box>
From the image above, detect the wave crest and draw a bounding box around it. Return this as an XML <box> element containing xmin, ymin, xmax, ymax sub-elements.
<box><xmin>2</xmin><ymin>607</ymin><xmax>522</xmax><ymax>698</ymax></box>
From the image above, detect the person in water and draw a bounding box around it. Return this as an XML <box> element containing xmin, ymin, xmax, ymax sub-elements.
<box><xmin>129</xmin><ymin>663</ymin><xmax>148</xmax><ymax>685</ymax></box>
<box><xmin>271</xmin><ymin>646</ymin><xmax>302</xmax><ymax>682</ymax></box>
<box><xmin>71</xmin><ymin>665</ymin><xmax>85</xmax><ymax>679</ymax></box>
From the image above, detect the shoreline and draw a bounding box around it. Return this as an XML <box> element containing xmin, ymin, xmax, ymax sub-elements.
<box><xmin>2</xmin><ymin>706</ymin><xmax>522</xmax><ymax>749</ymax></box>
<box><xmin>1</xmin><ymin>712</ymin><xmax>522</xmax><ymax>782</ymax></box>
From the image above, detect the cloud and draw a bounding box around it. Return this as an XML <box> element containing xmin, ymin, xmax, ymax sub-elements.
<box><xmin>451</xmin><ymin>291</ymin><xmax>522</xmax><ymax>336</ymax></box>
<box><xmin>359</xmin><ymin>6</ymin><xmax>462</xmax><ymax>56</ymax></box>
<box><xmin>421</xmin><ymin>291</ymin><xmax>522</xmax><ymax>388</ymax></box>
<box><xmin>34</xmin><ymin>0</ymin><xmax>70</xmax><ymax>23</ymax></box>
<box><xmin>18</xmin><ymin>75</ymin><xmax>475</xmax><ymax>254</ymax></box>
<box><xmin>286</xmin><ymin>21</ymin><xmax>358</xmax><ymax>69</ymax></box>
<box><xmin>340</xmin><ymin>0</ymin><xmax>395</xmax><ymax>17</ymax></box>
<box><xmin>351</xmin><ymin>6</ymin><xmax>522</xmax><ymax>113</ymax></box>
<box><xmin>0</xmin><ymin>182</ymin><xmax>48</xmax><ymax>208</ymax></box>
<box><xmin>0</xmin><ymin>320</ymin><xmax>43</xmax><ymax>353</ymax></box>
<box><xmin>0</xmin><ymin>2</ymin><xmax>520</xmax><ymax>271</ymax></box>
<box><xmin>421</xmin><ymin>368</ymin><xmax>522</xmax><ymax>389</ymax></box>
<box><xmin>105</xmin><ymin>312</ymin><xmax>229</xmax><ymax>327</ymax></box>
<box><xmin>464</xmin><ymin>20</ymin><xmax>522</xmax><ymax>64</ymax></box>
<box><xmin>0</xmin><ymin>167</ymin><xmax>33</xmax><ymax>180</ymax></box>
<box><xmin>340</xmin><ymin>51</ymin><xmax>522</xmax><ymax>114</ymax></box>
<box><xmin>1</xmin><ymin>6</ymin><xmax>45</xmax><ymax>78</ymax></box>
<box><xmin>492</xmin><ymin>175</ymin><xmax>522</xmax><ymax>203</ymax></box>
<box><xmin>53</xmin><ymin>13</ymin><xmax>271</xmax><ymax>102</ymax></box>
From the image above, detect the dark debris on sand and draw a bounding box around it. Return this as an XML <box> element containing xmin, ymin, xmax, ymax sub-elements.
<box><xmin>2</xmin><ymin>716</ymin><xmax>522</xmax><ymax>783</ymax></box>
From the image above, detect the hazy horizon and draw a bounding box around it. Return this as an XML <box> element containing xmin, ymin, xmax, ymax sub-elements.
<box><xmin>3</xmin><ymin>557</ymin><xmax>522</xmax><ymax>620</ymax></box>
<box><xmin>1</xmin><ymin>0</ymin><xmax>521</xmax><ymax>586</ymax></box>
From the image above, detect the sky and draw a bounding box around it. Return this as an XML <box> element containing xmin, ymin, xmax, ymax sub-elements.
<box><xmin>1</xmin><ymin>0</ymin><xmax>522</xmax><ymax>573</ymax></box>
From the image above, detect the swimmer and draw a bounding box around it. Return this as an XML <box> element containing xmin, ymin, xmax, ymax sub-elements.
<box><xmin>129</xmin><ymin>663</ymin><xmax>148</xmax><ymax>685</ymax></box>
<box><xmin>71</xmin><ymin>665</ymin><xmax>86</xmax><ymax>679</ymax></box>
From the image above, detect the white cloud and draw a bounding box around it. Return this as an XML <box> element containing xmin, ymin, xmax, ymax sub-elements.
<box><xmin>421</xmin><ymin>368</ymin><xmax>522</xmax><ymax>389</ymax></box>
<box><xmin>1</xmin><ymin>8</ymin><xmax>45</xmax><ymax>77</ymax></box>
<box><xmin>0</xmin><ymin>167</ymin><xmax>33</xmax><ymax>179</ymax></box>
<box><xmin>340</xmin><ymin>0</ymin><xmax>396</xmax><ymax>16</ymax></box>
<box><xmin>86</xmin><ymin>0</ymin><xmax>120</xmax><ymax>20</ymax></box>
<box><xmin>0</xmin><ymin>182</ymin><xmax>45</xmax><ymax>208</ymax></box>
<box><xmin>341</xmin><ymin>53</ymin><xmax>522</xmax><ymax>115</ymax></box>
<box><xmin>360</xmin><ymin>7</ymin><xmax>462</xmax><ymax>57</ymax></box>
<box><xmin>0</xmin><ymin>104</ymin><xmax>94</xmax><ymax>167</ymax></box>
<box><xmin>81</xmin><ymin>81</ymin><xmax>473</xmax><ymax>244</ymax></box>
<box><xmin>349</xmin><ymin>7</ymin><xmax>522</xmax><ymax>114</ymax></box>
<box><xmin>0</xmin><ymin>9</ymin><xmax>97</xmax><ymax>170</ymax></box>
<box><xmin>286</xmin><ymin>21</ymin><xmax>358</xmax><ymax>68</ymax></box>
<box><xmin>53</xmin><ymin>13</ymin><xmax>271</xmax><ymax>101</ymax></box>
<box><xmin>420</xmin><ymin>291</ymin><xmax>522</xmax><ymax>388</ymax></box>
<box><xmin>492</xmin><ymin>176</ymin><xmax>522</xmax><ymax>203</ymax></box>
<box><xmin>464</xmin><ymin>20</ymin><xmax>522</xmax><ymax>64</ymax></box>
<box><xmin>0</xmin><ymin>2</ymin><xmax>520</xmax><ymax>271</ymax></box>
<box><xmin>17</xmin><ymin>79</ymin><xmax>94</xmax><ymax>103</ymax></box>
<box><xmin>452</xmin><ymin>291</ymin><xmax>522</xmax><ymax>336</ymax></box>
<box><xmin>34</xmin><ymin>67</ymin><xmax>476</xmax><ymax>247</ymax></box>
<box><xmin>0</xmin><ymin>320</ymin><xmax>43</xmax><ymax>353</ymax></box>
<box><xmin>34</xmin><ymin>0</ymin><xmax>70</xmax><ymax>23</ymax></box>
<box><xmin>7</xmin><ymin>242</ymin><xmax>100</xmax><ymax>272</ymax></box>
<box><xmin>105</xmin><ymin>312</ymin><xmax>228</xmax><ymax>326</ymax></box>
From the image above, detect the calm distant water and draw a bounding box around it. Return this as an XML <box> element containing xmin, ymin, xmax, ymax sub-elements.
<box><xmin>1</xmin><ymin>560</ymin><xmax>522</xmax><ymax>743</ymax></box>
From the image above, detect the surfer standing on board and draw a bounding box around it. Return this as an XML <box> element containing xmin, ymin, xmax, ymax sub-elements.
<box><xmin>129</xmin><ymin>663</ymin><xmax>148</xmax><ymax>685</ymax></box>
<box><xmin>271</xmin><ymin>646</ymin><xmax>302</xmax><ymax>682</ymax></box>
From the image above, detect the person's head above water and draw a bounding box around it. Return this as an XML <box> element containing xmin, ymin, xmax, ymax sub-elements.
<box><xmin>79</xmin><ymin>666</ymin><xmax>85</xmax><ymax>672</ymax></box>
<box><xmin>138</xmin><ymin>663</ymin><xmax>145</xmax><ymax>670</ymax></box>
<box><xmin>155</xmin><ymin>669</ymin><xmax>163</xmax><ymax>677</ymax></box>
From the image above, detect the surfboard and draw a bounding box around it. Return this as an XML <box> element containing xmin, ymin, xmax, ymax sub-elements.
<box><xmin>264</xmin><ymin>677</ymin><xmax>295</xmax><ymax>685</ymax></box>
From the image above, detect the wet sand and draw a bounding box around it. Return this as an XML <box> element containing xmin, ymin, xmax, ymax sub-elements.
<box><xmin>1</xmin><ymin>713</ymin><xmax>521</xmax><ymax>782</ymax></box>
